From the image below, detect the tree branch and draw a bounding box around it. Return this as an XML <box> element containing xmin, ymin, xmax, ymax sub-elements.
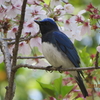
<box><xmin>7</xmin><ymin>31</ymin><xmax>40</xmax><ymax>45</ymax></box>
<box><xmin>95</xmin><ymin>51</ymin><xmax>99</xmax><ymax>68</ymax></box>
<box><xmin>13</xmin><ymin>64</ymin><xmax>100</xmax><ymax>72</ymax></box>
<box><xmin>0</xmin><ymin>38</ymin><xmax>11</xmax><ymax>81</ymax></box>
<box><xmin>12</xmin><ymin>0</ymin><xmax>27</xmax><ymax>67</ymax></box>
<box><xmin>13</xmin><ymin>56</ymin><xmax>44</xmax><ymax>59</ymax></box>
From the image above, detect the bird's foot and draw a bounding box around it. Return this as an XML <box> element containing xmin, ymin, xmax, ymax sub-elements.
<box><xmin>46</xmin><ymin>66</ymin><xmax>53</xmax><ymax>73</ymax></box>
<box><xmin>56</xmin><ymin>66</ymin><xmax>62</xmax><ymax>73</ymax></box>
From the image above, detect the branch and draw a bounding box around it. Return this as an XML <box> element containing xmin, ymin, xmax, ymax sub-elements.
<box><xmin>3</xmin><ymin>38</ymin><xmax>16</xmax><ymax>41</ymax></box>
<box><xmin>95</xmin><ymin>51</ymin><xmax>99</xmax><ymax>68</ymax></box>
<box><xmin>13</xmin><ymin>64</ymin><xmax>100</xmax><ymax>72</ymax></box>
<box><xmin>3</xmin><ymin>35</ymin><xmax>36</xmax><ymax>41</ymax></box>
<box><xmin>13</xmin><ymin>56</ymin><xmax>44</xmax><ymax>59</ymax></box>
<box><xmin>8</xmin><ymin>31</ymin><xmax>40</xmax><ymax>45</ymax></box>
<box><xmin>0</xmin><ymin>38</ymin><xmax>11</xmax><ymax>81</ymax></box>
<box><xmin>12</xmin><ymin>0</ymin><xmax>27</xmax><ymax>67</ymax></box>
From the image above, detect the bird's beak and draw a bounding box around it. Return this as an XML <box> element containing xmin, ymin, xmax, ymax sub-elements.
<box><xmin>34</xmin><ymin>20</ymin><xmax>41</xmax><ymax>25</ymax></box>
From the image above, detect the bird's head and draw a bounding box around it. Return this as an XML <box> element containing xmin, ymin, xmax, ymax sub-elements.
<box><xmin>34</xmin><ymin>18</ymin><xmax>59</xmax><ymax>35</ymax></box>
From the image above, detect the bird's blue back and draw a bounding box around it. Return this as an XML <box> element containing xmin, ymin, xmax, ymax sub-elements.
<box><xmin>42</xmin><ymin>30</ymin><xmax>80</xmax><ymax>68</ymax></box>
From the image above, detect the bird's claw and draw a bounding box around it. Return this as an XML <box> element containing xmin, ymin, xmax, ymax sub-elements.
<box><xmin>46</xmin><ymin>66</ymin><xmax>53</xmax><ymax>73</ymax></box>
<box><xmin>56</xmin><ymin>66</ymin><xmax>62</xmax><ymax>73</ymax></box>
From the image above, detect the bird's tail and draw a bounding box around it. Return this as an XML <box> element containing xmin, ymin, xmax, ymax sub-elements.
<box><xmin>75</xmin><ymin>72</ymin><xmax>88</xmax><ymax>98</ymax></box>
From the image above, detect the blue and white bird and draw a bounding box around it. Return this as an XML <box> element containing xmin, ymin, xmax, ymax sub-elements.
<box><xmin>34</xmin><ymin>18</ymin><xmax>88</xmax><ymax>97</ymax></box>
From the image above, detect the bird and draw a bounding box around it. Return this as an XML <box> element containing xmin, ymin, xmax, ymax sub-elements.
<box><xmin>34</xmin><ymin>18</ymin><xmax>88</xmax><ymax>98</ymax></box>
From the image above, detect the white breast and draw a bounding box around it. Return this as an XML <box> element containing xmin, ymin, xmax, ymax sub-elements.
<box><xmin>42</xmin><ymin>42</ymin><xmax>75</xmax><ymax>68</ymax></box>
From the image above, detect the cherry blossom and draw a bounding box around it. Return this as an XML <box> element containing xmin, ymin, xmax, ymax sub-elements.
<box><xmin>63</xmin><ymin>16</ymin><xmax>83</xmax><ymax>42</ymax></box>
<box><xmin>0</xmin><ymin>5</ymin><xmax>7</xmax><ymax>20</ymax></box>
<box><xmin>50</xmin><ymin>0</ymin><xmax>61</xmax><ymax>8</ymax></box>
<box><xmin>6</xmin><ymin>0</ymin><xmax>22</xmax><ymax>18</ymax></box>
<box><xmin>0</xmin><ymin>0</ymin><xmax>5</xmax><ymax>6</ymax></box>
<box><xmin>81</xmin><ymin>21</ymin><xmax>91</xmax><ymax>35</ymax></box>
<box><xmin>7</xmin><ymin>26</ymin><xmax>18</xmax><ymax>38</ymax></box>
<box><xmin>54</xmin><ymin>5</ymin><xmax>66</xmax><ymax>16</ymax></box>
<box><xmin>64</xmin><ymin>4</ymin><xmax>74</xmax><ymax>14</ymax></box>
<box><xmin>29</xmin><ymin>37</ymin><xmax>42</xmax><ymax>53</ymax></box>
<box><xmin>96</xmin><ymin>46</ymin><xmax>100</xmax><ymax>53</ymax></box>
<box><xmin>27</xmin><ymin>0</ymin><xmax>43</xmax><ymax>5</ymax></box>
<box><xmin>18</xmin><ymin>41</ymin><xmax>31</xmax><ymax>55</ymax></box>
<box><xmin>23</xmin><ymin>18</ymin><xmax>39</xmax><ymax>36</ymax></box>
<box><xmin>25</xmin><ymin>5</ymin><xmax>46</xmax><ymax>20</ymax></box>
<box><xmin>34</xmin><ymin>59</ymin><xmax>50</xmax><ymax>66</ymax></box>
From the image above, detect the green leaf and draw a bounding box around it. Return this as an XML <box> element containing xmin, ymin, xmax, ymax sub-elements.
<box><xmin>38</xmin><ymin>82</ymin><xmax>55</xmax><ymax>97</ymax></box>
<box><xmin>76</xmin><ymin>98</ymin><xmax>84</xmax><ymax>100</ymax></box>
<box><xmin>44</xmin><ymin>0</ymin><xmax>50</xmax><ymax>5</ymax></box>
<box><xmin>53</xmin><ymin>76</ymin><xmax>62</xmax><ymax>96</ymax></box>
<box><xmin>78</xmin><ymin>47</ymin><xmax>91</xmax><ymax>67</ymax></box>
<box><xmin>37</xmin><ymin>77</ymin><xmax>73</xmax><ymax>99</ymax></box>
<box><xmin>32</xmin><ymin>47</ymin><xmax>42</xmax><ymax>55</ymax></box>
<box><xmin>61</xmin><ymin>85</ymin><xmax>73</xmax><ymax>97</ymax></box>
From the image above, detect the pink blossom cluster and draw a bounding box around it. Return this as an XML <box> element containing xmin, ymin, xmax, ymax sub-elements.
<box><xmin>0</xmin><ymin>0</ymin><xmax>86</xmax><ymax>63</ymax></box>
<box><xmin>0</xmin><ymin>0</ymin><xmax>99</xmax><ymax>70</ymax></box>
<box><xmin>85</xmin><ymin>3</ymin><xmax>100</xmax><ymax>52</ymax></box>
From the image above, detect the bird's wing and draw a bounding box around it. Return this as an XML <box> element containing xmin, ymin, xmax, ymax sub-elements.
<box><xmin>53</xmin><ymin>31</ymin><xmax>80</xmax><ymax>68</ymax></box>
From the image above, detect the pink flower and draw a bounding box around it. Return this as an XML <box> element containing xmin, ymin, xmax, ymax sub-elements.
<box><xmin>34</xmin><ymin>59</ymin><xmax>50</xmax><ymax>66</ymax></box>
<box><xmin>27</xmin><ymin>0</ymin><xmax>42</xmax><ymax>5</ymax></box>
<box><xmin>64</xmin><ymin>4</ymin><xmax>74</xmax><ymax>14</ymax></box>
<box><xmin>0</xmin><ymin>0</ymin><xmax>10</xmax><ymax>6</ymax></box>
<box><xmin>81</xmin><ymin>22</ymin><xmax>91</xmax><ymax>35</ymax></box>
<box><xmin>25</xmin><ymin>5</ymin><xmax>46</xmax><ymax>20</ymax></box>
<box><xmin>6</xmin><ymin>0</ymin><xmax>22</xmax><ymax>18</ymax></box>
<box><xmin>90</xmin><ymin>54</ymin><xmax>96</xmax><ymax>59</ymax></box>
<box><xmin>64</xmin><ymin>17</ymin><xmax>83</xmax><ymax>42</ymax></box>
<box><xmin>93</xmin><ymin>76</ymin><xmax>97</xmax><ymax>81</ymax></box>
<box><xmin>97</xmin><ymin>92</ymin><xmax>100</xmax><ymax>97</ymax></box>
<box><xmin>18</xmin><ymin>42</ymin><xmax>31</xmax><ymax>55</ymax></box>
<box><xmin>97</xmin><ymin>46</ymin><xmax>100</xmax><ymax>53</ymax></box>
<box><xmin>54</xmin><ymin>5</ymin><xmax>65</xmax><ymax>16</ymax></box>
<box><xmin>92</xmin><ymin>25</ymin><xmax>98</xmax><ymax>30</ymax></box>
<box><xmin>23</xmin><ymin>18</ymin><xmax>39</xmax><ymax>36</ymax></box>
<box><xmin>50</xmin><ymin>0</ymin><xmax>61</xmax><ymax>8</ymax></box>
<box><xmin>29</xmin><ymin>37</ymin><xmax>42</xmax><ymax>53</ymax></box>
<box><xmin>7</xmin><ymin>26</ymin><xmax>18</xmax><ymax>38</ymax></box>
<box><xmin>0</xmin><ymin>5</ymin><xmax>7</xmax><ymax>20</ymax></box>
<box><xmin>0</xmin><ymin>0</ymin><xmax>5</xmax><ymax>6</ymax></box>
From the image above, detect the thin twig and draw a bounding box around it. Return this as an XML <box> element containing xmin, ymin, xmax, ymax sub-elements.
<box><xmin>12</xmin><ymin>0</ymin><xmax>27</xmax><ymax>67</ymax></box>
<box><xmin>95</xmin><ymin>51</ymin><xmax>99</xmax><ymax>68</ymax></box>
<box><xmin>0</xmin><ymin>38</ymin><xmax>11</xmax><ymax>81</ymax></box>
<box><xmin>12</xmin><ymin>56</ymin><xmax>44</xmax><ymax>59</ymax></box>
<box><xmin>8</xmin><ymin>31</ymin><xmax>40</xmax><ymax>45</ymax></box>
<box><xmin>13</xmin><ymin>64</ymin><xmax>100</xmax><ymax>72</ymax></box>
<box><xmin>3</xmin><ymin>38</ymin><xmax>16</xmax><ymax>41</ymax></box>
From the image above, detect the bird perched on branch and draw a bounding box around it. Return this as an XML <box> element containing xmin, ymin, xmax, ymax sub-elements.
<box><xmin>34</xmin><ymin>18</ymin><xmax>88</xmax><ymax>98</ymax></box>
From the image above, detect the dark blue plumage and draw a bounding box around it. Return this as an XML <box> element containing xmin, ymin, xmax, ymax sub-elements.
<box><xmin>34</xmin><ymin>18</ymin><xmax>88</xmax><ymax>98</ymax></box>
<box><xmin>53</xmin><ymin>31</ymin><xmax>80</xmax><ymax>68</ymax></box>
